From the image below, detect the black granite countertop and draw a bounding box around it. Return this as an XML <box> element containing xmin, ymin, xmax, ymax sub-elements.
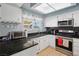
<box><xmin>27</xmin><ymin>34</ymin><xmax>47</xmax><ymax>40</ymax></box>
<box><xmin>27</xmin><ymin>32</ymin><xmax>48</xmax><ymax>40</ymax></box>
<box><xmin>0</xmin><ymin>38</ymin><xmax>38</xmax><ymax>56</ymax></box>
<box><xmin>10</xmin><ymin>41</ymin><xmax>38</xmax><ymax>56</ymax></box>
<box><xmin>0</xmin><ymin>32</ymin><xmax>48</xmax><ymax>56</ymax></box>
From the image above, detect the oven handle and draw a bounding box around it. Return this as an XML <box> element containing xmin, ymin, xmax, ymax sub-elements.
<box><xmin>56</xmin><ymin>36</ymin><xmax>73</xmax><ymax>42</ymax></box>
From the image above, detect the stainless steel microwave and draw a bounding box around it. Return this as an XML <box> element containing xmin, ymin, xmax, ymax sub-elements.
<box><xmin>58</xmin><ymin>18</ymin><xmax>74</xmax><ymax>27</ymax></box>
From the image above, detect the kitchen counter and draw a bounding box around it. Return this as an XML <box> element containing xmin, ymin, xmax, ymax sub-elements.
<box><xmin>0</xmin><ymin>38</ymin><xmax>38</xmax><ymax>56</ymax></box>
<box><xmin>0</xmin><ymin>32</ymin><xmax>48</xmax><ymax>56</ymax></box>
<box><xmin>11</xmin><ymin>33</ymin><xmax>49</xmax><ymax>56</ymax></box>
<box><xmin>27</xmin><ymin>32</ymin><xmax>48</xmax><ymax>40</ymax></box>
<box><xmin>11</xmin><ymin>41</ymin><xmax>38</xmax><ymax>56</ymax></box>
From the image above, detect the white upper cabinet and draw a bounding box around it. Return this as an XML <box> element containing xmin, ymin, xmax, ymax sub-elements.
<box><xmin>0</xmin><ymin>4</ymin><xmax>2</xmax><ymax>20</ymax></box>
<box><xmin>57</xmin><ymin>10</ymin><xmax>79</xmax><ymax>27</ymax></box>
<box><xmin>65</xmin><ymin>12</ymin><xmax>73</xmax><ymax>19</ymax></box>
<box><xmin>1</xmin><ymin>4</ymin><xmax>22</xmax><ymax>23</ymax></box>
<box><xmin>58</xmin><ymin>12</ymin><xmax>73</xmax><ymax>21</ymax></box>
<box><xmin>58</xmin><ymin>14</ymin><xmax>65</xmax><ymax>21</ymax></box>
<box><xmin>73</xmin><ymin>10</ymin><xmax>79</xmax><ymax>27</ymax></box>
<box><xmin>44</xmin><ymin>16</ymin><xmax>58</xmax><ymax>27</ymax></box>
<box><xmin>33</xmin><ymin>35</ymin><xmax>50</xmax><ymax>52</ymax></box>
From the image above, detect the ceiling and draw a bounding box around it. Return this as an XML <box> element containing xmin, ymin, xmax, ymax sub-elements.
<box><xmin>9</xmin><ymin>3</ymin><xmax>77</xmax><ymax>14</ymax></box>
<box><xmin>31</xmin><ymin>3</ymin><xmax>76</xmax><ymax>14</ymax></box>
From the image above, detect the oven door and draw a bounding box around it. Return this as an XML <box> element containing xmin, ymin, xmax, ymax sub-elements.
<box><xmin>56</xmin><ymin>36</ymin><xmax>73</xmax><ymax>55</ymax></box>
<box><xmin>56</xmin><ymin>37</ymin><xmax>72</xmax><ymax>52</ymax></box>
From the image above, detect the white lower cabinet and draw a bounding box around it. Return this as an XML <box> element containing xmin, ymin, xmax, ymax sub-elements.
<box><xmin>11</xmin><ymin>45</ymin><xmax>38</xmax><ymax>56</ymax></box>
<box><xmin>33</xmin><ymin>35</ymin><xmax>50</xmax><ymax>53</ymax></box>
<box><xmin>33</xmin><ymin>35</ymin><xmax>55</xmax><ymax>53</ymax></box>
<box><xmin>39</xmin><ymin>35</ymin><xmax>50</xmax><ymax>51</ymax></box>
<box><xmin>73</xmin><ymin>38</ymin><xmax>79</xmax><ymax>56</ymax></box>
<box><xmin>73</xmin><ymin>47</ymin><xmax>79</xmax><ymax>56</ymax></box>
<box><xmin>12</xmin><ymin>35</ymin><xmax>54</xmax><ymax>56</ymax></box>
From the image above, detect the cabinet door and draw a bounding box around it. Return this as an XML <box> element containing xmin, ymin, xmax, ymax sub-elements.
<box><xmin>58</xmin><ymin>12</ymin><xmax>73</xmax><ymax>21</ymax></box>
<box><xmin>0</xmin><ymin>4</ymin><xmax>1</xmax><ymax>19</ymax></box>
<box><xmin>64</xmin><ymin>12</ymin><xmax>73</xmax><ymax>19</ymax></box>
<box><xmin>38</xmin><ymin>35</ymin><xmax>50</xmax><ymax>51</ymax></box>
<box><xmin>39</xmin><ymin>38</ymin><xmax>45</xmax><ymax>51</ymax></box>
<box><xmin>73</xmin><ymin>47</ymin><xmax>79</xmax><ymax>56</ymax></box>
<box><xmin>0</xmin><ymin>4</ymin><xmax>2</xmax><ymax>21</ymax></box>
<box><xmin>1</xmin><ymin>4</ymin><xmax>13</xmax><ymax>22</ymax></box>
<box><xmin>73</xmin><ymin>38</ymin><xmax>79</xmax><ymax>56</ymax></box>
<box><xmin>73</xmin><ymin>11</ymin><xmax>79</xmax><ymax>27</ymax></box>
<box><xmin>11</xmin><ymin>45</ymin><xmax>38</xmax><ymax>56</ymax></box>
<box><xmin>44</xmin><ymin>35</ymin><xmax>50</xmax><ymax>47</ymax></box>
<box><xmin>33</xmin><ymin>38</ymin><xmax>40</xmax><ymax>53</ymax></box>
<box><xmin>58</xmin><ymin>14</ymin><xmax>64</xmax><ymax>21</ymax></box>
<box><xmin>73</xmin><ymin>38</ymin><xmax>79</xmax><ymax>43</ymax></box>
<box><xmin>37</xmin><ymin>37</ymin><xmax>44</xmax><ymax>52</ymax></box>
<box><xmin>14</xmin><ymin>7</ymin><xmax>22</xmax><ymax>23</ymax></box>
<box><xmin>33</xmin><ymin>37</ymin><xmax>45</xmax><ymax>53</ymax></box>
<box><xmin>44</xmin><ymin>16</ymin><xmax>58</xmax><ymax>27</ymax></box>
<box><xmin>33</xmin><ymin>37</ymin><xmax>41</xmax><ymax>53</ymax></box>
<box><xmin>1</xmin><ymin>4</ymin><xmax>22</xmax><ymax>23</ymax></box>
<box><xmin>33</xmin><ymin>35</ymin><xmax>51</xmax><ymax>53</ymax></box>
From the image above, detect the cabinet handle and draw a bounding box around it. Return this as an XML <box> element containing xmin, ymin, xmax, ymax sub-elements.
<box><xmin>0</xmin><ymin>17</ymin><xmax>2</xmax><ymax>19</ymax></box>
<box><xmin>39</xmin><ymin>40</ymin><xmax>40</xmax><ymax>42</ymax></box>
<box><xmin>0</xmin><ymin>5</ymin><xmax>1</xmax><ymax>7</ymax></box>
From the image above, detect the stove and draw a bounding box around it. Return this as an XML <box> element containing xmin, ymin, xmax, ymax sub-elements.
<box><xmin>56</xmin><ymin>36</ymin><xmax>73</xmax><ymax>56</ymax></box>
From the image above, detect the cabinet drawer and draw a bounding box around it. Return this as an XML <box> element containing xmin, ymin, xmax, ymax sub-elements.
<box><xmin>73</xmin><ymin>47</ymin><xmax>79</xmax><ymax>51</ymax></box>
<box><xmin>73</xmin><ymin>47</ymin><xmax>79</xmax><ymax>56</ymax></box>
<box><xmin>73</xmin><ymin>43</ymin><xmax>79</xmax><ymax>47</ymax></box>
<box><xmin>73</xmin><ymin>39</ymin><xmax>79</xmax><ymax>43</ymax></box>
<box><xmin>12</xmin><ymin>45</ymin><xmax>38</xmax><ymax>56</ymax></box>
<box><xmin>73</xmin><ymin>51</ymin><xmax>79</xmax><ymax>56</ymax></box>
